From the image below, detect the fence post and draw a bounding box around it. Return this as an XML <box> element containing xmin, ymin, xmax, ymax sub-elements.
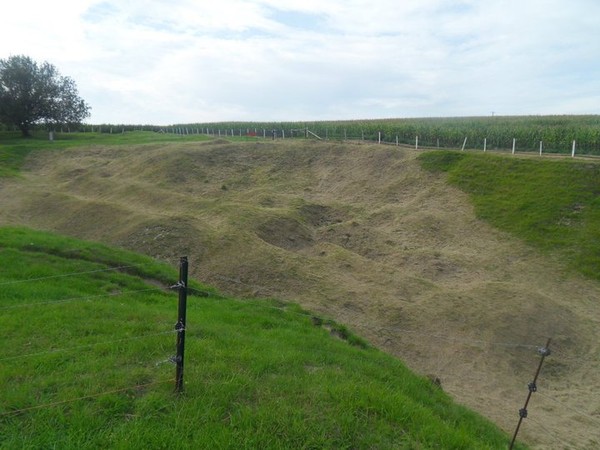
<box><xmin>509</xmin><ymin>338</ymin><xmax>551</xmax><ymax>450</ymax></box>
<box><xmin>174</xmin><ymin>256</ymin><xmax>189</xmax><ymax>394</ymax></box>
<box><xmin>378</xmin><ymin>131</ymin><xmax>381</xmax><ymax>144</ymax></box>
<box><xmin>572</xmin><ymin>140</ymin><xmax>576</xmax><ymax>157</ymax></box>
<box><xmin>512</xmin><ymin>138</ymin><xmax>516</xmax><ymax>155</ymax></box>
<box><xmin>461</xmin><ymin>137</ymin><xmax>467</xmax><ymax>151</ymax></box>
<box><xmin>539</xmin><ymin>141</ymin><xmax>543</xmax><ymax>156</ymax></box>
<box><xmin>483</xmin><ymin>138</ymin><xmax>487</xmax><ymax>152</ymax></box>
<box><xmin>415</xmin><ymin>135</ymin><xmax>419</xmax><ymax>150</ymax></box>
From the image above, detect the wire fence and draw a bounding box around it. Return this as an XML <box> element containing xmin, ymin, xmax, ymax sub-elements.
<box><xmin>0</xmin><ymin>261</ymin><xmax>181</xmax><ymax>419</ymax></box>
<box><xmin>2</xmin><ymin>262</ymin><xmax>599</xmax><ymax>449</ymax></box>
<box><xmin>152</xmin><ymin>125</ymin><xmax>600</xmax><ymax>158</ymax></box>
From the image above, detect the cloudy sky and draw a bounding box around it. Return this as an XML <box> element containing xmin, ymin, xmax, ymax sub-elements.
<box><xmin>2</xmin><ymin>0</ymin><xmax>599</xmax><ymax>124</ymax></box>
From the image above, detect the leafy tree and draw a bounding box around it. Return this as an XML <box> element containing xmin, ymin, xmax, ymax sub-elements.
<box><xmin>0</xmin><ymin>55</ymin><xmax>90</xmax><ymax>136</ymax></box>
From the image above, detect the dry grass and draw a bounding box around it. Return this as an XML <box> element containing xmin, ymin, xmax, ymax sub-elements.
<box><xmin>1</xmin><ymin>139</ymin><xmax>599</xmax><ymax>449</ymax></box>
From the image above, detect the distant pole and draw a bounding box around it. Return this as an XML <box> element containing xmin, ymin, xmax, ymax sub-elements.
<box><xmin>378</xmin><ymin>131</ymin><xmax>381</xmax><ymax>144</ymax></box>
<box><xmin>572</xmin><ymin>140</ymin><xmax>576</xmax><ymax>157</ymax></box>
<box><xmin>512</xmin><ymin>138</ymin><xmax>516</xmax><ymax>155</ymax></box>
<box><xmin>539</xmin><ymin>141</ymin><xmax>543</xmax><ymax>156</ymax></box>
<box><xmin>415</xmin><ymin>135</ymin><xmax>419</xmax><ymax>150</ymax></box>
<box><xmin>174</xmin><ymin>257</ymin><xmax>189</xmax><ymax>394</ymax></box>
<box><xmin>483</xmin><ymin>138</ymin><xmax>487</xmax><ymax>152</ymax></box>
<box><xmin>396</xmin><ymin>135</ymin><xmax>399</xmax><ymax>146</ymax></box>
<box><xmin>461</xmin><ymin>137</ymin><xmax>467</xmax><ymax>151</ymax></box>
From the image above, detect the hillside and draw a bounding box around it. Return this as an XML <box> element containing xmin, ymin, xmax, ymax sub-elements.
<box><xmin>0</xmin><ymin>227</ymin><xmax>517</xmax><ymax>449</ymax></box>
<box><xmin>1</xmin><ymin>135</ymin><xmax>599</xmax><ymax>448</ymax></box>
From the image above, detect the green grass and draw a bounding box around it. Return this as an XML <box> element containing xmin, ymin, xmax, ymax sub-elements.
<box><xmin>0</xmin><ymin>131</ymin><xmax>211</xmax><ymax>177</ymax></box>
<box><xmin>418</xmin><ymin>151</ymin><xmax>600</xmax><ymax>279</ymax></box>
<box><xmin>0</xmin><ymin>227</ymin><xmax>522</xmax><ymax>449</ymax></box>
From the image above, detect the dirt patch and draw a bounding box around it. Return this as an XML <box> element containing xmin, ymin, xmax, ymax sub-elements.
<box><xmin>256</xmin><ymin>216</ymin><xmax>314</xmax><ymax>250</ymax></box>
<box><xmin>297</xmin><ymin>203</ymin><xmax>346</xmax><ymax>227</ymax></box>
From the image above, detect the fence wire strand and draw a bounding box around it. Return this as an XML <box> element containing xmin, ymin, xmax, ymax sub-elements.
<box><xmin>537</xmin><ymin>392</ymin><xmax>600</xmax><ymax>426</ymax></box>
<box><xmin>0</xmin><ymin>330</ymin><xmax>176</xmax><ymax>362</ymax></box>
<box><xmin>0</xmin><ymin>262</ymin><xmax>155</xmax><ymax>287</ymax></box>
<box><xmin>0</xmin><ymin>287</ymin><xmax>169</xmax><ymax>310</ymax></box>
<box><xmin>0</xmin><ymin>379</ymin><xmax>173</xmax><ymax>418</ymax></box>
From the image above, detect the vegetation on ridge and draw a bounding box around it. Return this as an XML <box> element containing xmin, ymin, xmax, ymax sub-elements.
<box><xmin>418</xmin><ymin>151</ymin><xmax>600</xmax><ymax>280</ymax></box>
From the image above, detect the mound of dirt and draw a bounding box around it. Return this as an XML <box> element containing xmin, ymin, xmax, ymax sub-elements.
<box><xmin>2</xmin><ymin>139</ymin><xmax>599</xmax><ymax>449</ymax></box>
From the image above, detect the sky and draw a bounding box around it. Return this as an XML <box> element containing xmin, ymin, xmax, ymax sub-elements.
<box><xmin>1</xmin><ymin>0</ymin><xmax>599</xmax><ymax>125</ymax></box>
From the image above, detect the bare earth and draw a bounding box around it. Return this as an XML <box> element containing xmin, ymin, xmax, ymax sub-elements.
<box><xmin>1</xmin><ymin>139</ymin><xmax>599</xmax><ymax>449</ymax></box>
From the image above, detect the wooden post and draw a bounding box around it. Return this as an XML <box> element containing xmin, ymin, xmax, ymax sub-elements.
<box><xmin>174</xmin><ymin>257</ymin><xmax>189</xmax><ymax>394</ymax></box>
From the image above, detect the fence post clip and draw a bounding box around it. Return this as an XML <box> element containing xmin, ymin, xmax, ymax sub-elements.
<box><xmin>170</xmin><ymin>281</ymin><xmax>186</xmax><ymax>290</ymax></box>
<box><xmin>537</xmin><ymin>346</ymin><xmax>551</xmax><ymax>357</ymax></box>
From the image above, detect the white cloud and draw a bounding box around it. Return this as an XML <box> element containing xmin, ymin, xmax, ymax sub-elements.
<box><xmin>1</xmin><ymin>0</ymin><xmax>599</xmax><ymax>123</ymax></box>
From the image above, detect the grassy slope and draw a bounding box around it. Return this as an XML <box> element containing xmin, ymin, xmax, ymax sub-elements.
<box><xmin>0</xmin><ymin>131</ymin><xmax>212</xmax><ymax>177</ymax></box>
<box><xmin>418</xmin><ymin>151</ymin><xmax>600</xmax><ymax>280</ymax></box>
<box><xmin>0</xmin><ymin>227</ymin><xmax>518</xmax><ymax>449</ymax></box>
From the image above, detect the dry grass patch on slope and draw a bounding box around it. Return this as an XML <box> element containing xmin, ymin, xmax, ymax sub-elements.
<box><xmin>1</xmin><ymin>139</ymin><xmax>599</xmax><ymax>449</ymax></box>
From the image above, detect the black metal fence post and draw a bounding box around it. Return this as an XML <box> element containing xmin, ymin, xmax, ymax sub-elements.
<box><xmin>174</xmin><ymin>256</ymin><xmax>188</xmax><ymax>393</ymax></box>
<box><xmin>509</xmin><ymin>338</ymin><xmax>552</xmax><ymax>449</ymax></box>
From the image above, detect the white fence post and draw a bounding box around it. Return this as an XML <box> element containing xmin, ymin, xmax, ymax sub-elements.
<box><xmin>396</xmin><ymin>135</ymin><xmax>399</xmax><ymax>146</ymax></box>
<box><xmin>484</xmin><ymin>138</ymin><xmax>487</xmax><ymax>152</ymax></box>
<box><xmin>378</xmin><ymin>131</ymin><xmax>381</xmax><ymax>144</ymax></box>
<box><xmin>572</xmin><ymin>140</ymin><xmax>576</xmax><ymax>157</ymax></box>
<box><xmin>282</xmin><ymin>129</ymin><xmax>285</xmax><ymax>139</ymax></box>
<box><xmin>512</xmin><ymin>138</ymin><xmax>516</xmax><ymax>155</ymax></box>
<box><xmin>539</xmin><ymin>141</ymin><xmax>543</xmax><ymax>156</ymax></box>
<box><xmin>461</xmin><ymin>137</ymin><xmax>467</xmax><ymax>151</ymax></box>
<box><xmin>415</xmin><ymin>135</ymin><xmax>419</xmax><ymax>150</ymax></box>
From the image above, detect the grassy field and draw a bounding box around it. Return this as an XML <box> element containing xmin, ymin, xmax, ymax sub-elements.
<box><xmin>418</xmin><ymin>151</ymin><xmax>600</xmax><ymax>280</ymax></box>
<box><xmin>1</xmin><ymin>131</ymin><xmax>599</xmax><ymax>448</ymax></box>
<box><xmin>0</xmin><ymin>227</ymin><xmax>519</xmax><ymax>449</ymax></box>
<box><xmin>0</xmin><ymin>130</ymin><xmax>211</xmax><ymax>177</ymax></box>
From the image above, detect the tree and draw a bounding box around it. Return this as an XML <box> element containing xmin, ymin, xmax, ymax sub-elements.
<box><xmin>0</xmin><ymin>55</ymin><xmax>90</xmax><ymax>137</ymax></box>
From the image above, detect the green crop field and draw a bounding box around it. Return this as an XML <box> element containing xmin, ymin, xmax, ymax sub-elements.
<box><xmin>0</xmin><ymin>227</ymin><xmax>521</xmax><ymax>449</ymax></box>
<box><xmin>180</xmin><ymin>115</ymin><xmax>600</xmax><ymax>155</ymax></box>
